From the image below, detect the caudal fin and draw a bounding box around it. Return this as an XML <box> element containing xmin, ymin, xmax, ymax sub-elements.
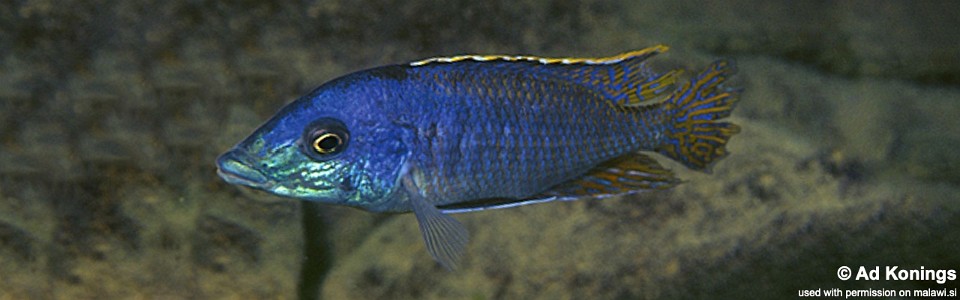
<box><xmin>657</xmin><ymin>60</ymin><xmax>741</xmax><ymax>171</ymax></box>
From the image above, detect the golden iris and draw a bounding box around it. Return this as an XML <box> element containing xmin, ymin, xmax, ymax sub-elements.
<box><xmin>312</xmin><ymin>132</ymin><xmax>343</xmax><ymax>154</ymax></box>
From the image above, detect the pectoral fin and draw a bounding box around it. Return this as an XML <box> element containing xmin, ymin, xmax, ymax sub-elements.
<box><xmin>402</xmin><ymin>174</ymin><xmax>470</xmax><ymax>271</ymax></box>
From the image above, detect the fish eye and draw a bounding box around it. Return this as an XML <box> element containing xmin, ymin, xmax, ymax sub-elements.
<box><xmin>301</xmin><ymin>118</ymin><xmax>349</xmax><ymax>160</ymax></box>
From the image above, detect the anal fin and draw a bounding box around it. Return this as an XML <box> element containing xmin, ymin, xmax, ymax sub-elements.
<box><xmin>541</xmin><ymin>153</ymin><xmax>680</xmax><ymax>200</ymax></box>
<box><xmin>439</xmin><ymin>153</ymin><xmax>679</xmax><ymax>214</ymax></box>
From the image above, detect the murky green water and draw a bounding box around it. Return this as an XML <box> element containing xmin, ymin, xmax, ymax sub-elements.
<box><xmin>1</xmin><ymin>1</ymin><xmax>958</xmax><ymax>299</ymax></box>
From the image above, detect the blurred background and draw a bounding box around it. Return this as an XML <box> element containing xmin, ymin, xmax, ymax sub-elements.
<box><xmin>1</xmin><ymin>1</ymin><xmax>958</xmax><ymax>299</ymax></box>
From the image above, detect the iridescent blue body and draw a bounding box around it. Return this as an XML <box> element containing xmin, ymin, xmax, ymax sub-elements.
<box><xmin>217</xmin><ymin>46</ymin><xmax>741</xmax><ymax>269</ymax></box>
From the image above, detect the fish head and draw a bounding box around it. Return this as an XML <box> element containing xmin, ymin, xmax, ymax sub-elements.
<box><xmin>216</xmin><ymin>75</ymin><xmax>409</xmax><ymax>211</ymax></box>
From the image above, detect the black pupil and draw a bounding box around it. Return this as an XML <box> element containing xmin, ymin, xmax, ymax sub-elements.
<box><xmin>302</xmin><ymin>118</ymin><xmax>349</xmax><ymax>159</ymax></box>
<box><xmin>317</xmin><ymin>134</ymin><xmax>340</xmax><ymax>152</ymax></box>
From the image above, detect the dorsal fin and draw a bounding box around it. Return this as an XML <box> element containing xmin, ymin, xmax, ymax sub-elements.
<box><xmin>409</xmin><ymin>46</ymin><xmax>681</xmax><ymax>106</ymax></box>
<box><xmin>530</xmin><ymin>49</ymin><xmax>681</xmax><ymax>106</ymax></box>
<box><xmin>409</xmin><ymin>45</ymin><xmax>667</xmax><ymax>66</ymax></box>
<box><xmin>439</xmin><ymin>153</ymin><xmax>679</xmax><ymax>214</ymax></box>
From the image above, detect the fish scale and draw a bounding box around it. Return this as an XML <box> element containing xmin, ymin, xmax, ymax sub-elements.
<box><xmin>407</xmin><ymin>65</ymin><xmax>638</xmax><ymax>204</ymax></box>
<box><xmin>216</xmin><ymin>46</ymin><xmax>741</xmax><ymax>270</ymax></box>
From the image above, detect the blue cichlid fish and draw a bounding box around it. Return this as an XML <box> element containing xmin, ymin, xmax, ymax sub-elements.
<box><xmin>216</xmin><ymin>45</ymin><xmax>740</xmax><ymax>270</ymax></box>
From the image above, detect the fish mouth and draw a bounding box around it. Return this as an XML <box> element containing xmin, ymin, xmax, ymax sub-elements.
<box><xmin>216</xmin><ymin>151</ymin><xmax>274</xmax><ymax>189</ymax></box>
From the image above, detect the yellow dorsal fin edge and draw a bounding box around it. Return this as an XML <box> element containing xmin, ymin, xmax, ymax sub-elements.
<box><xmin>409</xmin><ymin>45</ymin><xmax>670</xmax><ymax>67</ymax></box>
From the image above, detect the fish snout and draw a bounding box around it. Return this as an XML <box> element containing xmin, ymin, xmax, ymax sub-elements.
<box><xmin>216</xmin><ymin>151</ymin><xmax>272</xmax><ymax>189</ymax></box>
